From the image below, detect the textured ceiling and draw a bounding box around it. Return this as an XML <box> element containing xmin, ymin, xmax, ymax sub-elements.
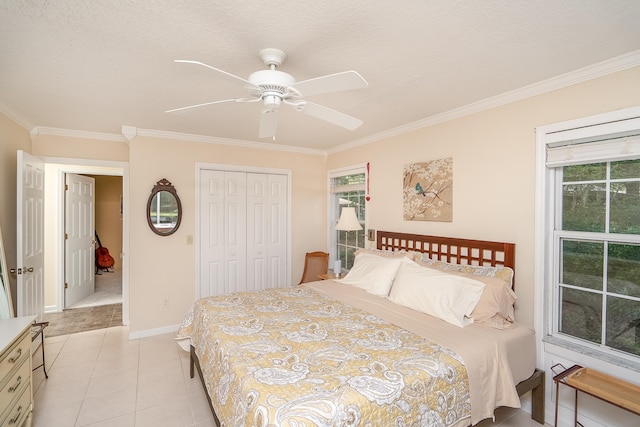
<box><xmin>1</xmin><ymin>0</ymin><xmax>640</xmax><ymax>151</ymax></box>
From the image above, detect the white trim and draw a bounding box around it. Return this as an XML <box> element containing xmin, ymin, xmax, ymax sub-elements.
<box><xmin>195</xmin><ymin>162</ymin><xmax>292</xmax><ymax>176</ymax></box>
<box><xmin>133</xmin><ymin>127</ymin><xmax>326</xmax><ymax>156</ymax></box>
<box><xmin>326</xmin><ymin>164</ymin><xmax>368</xmax><ymax>267</ymax></box>
<box><xmin>328</xmin><ymin>163</ymin><xmax>368</xmax><ymax>178</ymax></box>
<box><xmin>535</xmin><ymin>105</ymin><xmax>640</xmax><ymax>397</ymax></box>
<box><xmin>42</xmin><ymin>156</ymin><xmax>130</xmax><ymax>326</ymax></box>
<box><xmin>329</xmin><ymin>50</ymin><xmax>640</xmax><ymax>154</ymax></box>
<box><xmin>194</xmin><ymin>162</ymin><xmax>292</xmax><ymax>300</ymax></box>
<box><xmin>31</xmin><ymin>126</ymin><xmax>128</xmax><ymax>142</ymax></box>
<box><xmin>538</xmin><ymin>106</ymin><xmax>640</xmax><ymax>136</ymax></box>
<box><xmin>128</xmin><ymin>323</ymin><xmax>180</xmax><ymax>340</ymax></box>
<box><xmin>8</xmin><ymin>50</ymin><xmax>638</xmax><ymax>157</ymax></box>
<box><xmin>0</xmin><ymin>102</ymin><xmax>34</xmax><ymax>130</ymax></box>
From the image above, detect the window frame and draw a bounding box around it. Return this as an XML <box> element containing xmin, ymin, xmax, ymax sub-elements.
<box><xmin>327</xmin><ymin>164</ymin><xmax>367</xmax><ymax>271</ymax></box>
<box><xmin>535</xmin><ymin>106</ymin><xmax>640</xmax><ymax>371</ymax></box>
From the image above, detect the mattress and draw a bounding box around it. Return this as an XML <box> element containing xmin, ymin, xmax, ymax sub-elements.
<box><xmin>305</xmin><ymin>280</ymin><xmax>537</xmax><ymax>424</ymax></box>
<box><xmin>178</xmin><ymin>279</ymin><xmax>536</xmax><ymax>426</ymax></box>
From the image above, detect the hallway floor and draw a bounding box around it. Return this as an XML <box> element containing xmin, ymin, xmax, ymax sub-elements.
<box><xmin>43</xmin><ymin>303</ymin><xmax>122</xmax><ymax>337</ymax></box>
<box><xmin>70</xmin><ymin>269</ymin><xmax>122</xmax><ymax>309</ymax></box>
<box><xmin>44</xmin><ymin>269</ymin><xmax>123</xmax><ymax>336</ymax></box>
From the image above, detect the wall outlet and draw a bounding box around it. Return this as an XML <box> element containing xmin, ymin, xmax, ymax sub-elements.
<box><xmin>367</xmin><ymin>229</ymin><xmax>376</xmax><ymax>241</ymax></box>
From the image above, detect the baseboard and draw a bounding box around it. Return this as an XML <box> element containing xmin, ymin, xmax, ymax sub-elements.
<box><xmin>128</xmin><ymin>323</ymin><xmax>180</xmax><ymax>340</ymax></box>
<box><xmin>44</xmin><ymin>305</ymin><xmax>58</xmax><ymax>314</ymax></box>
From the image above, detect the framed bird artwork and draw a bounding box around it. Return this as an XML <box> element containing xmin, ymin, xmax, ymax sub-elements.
<box><xmin>403</xmin><ymin>157</ymin><xmax>453</xmax><ymax>221</ymax></box>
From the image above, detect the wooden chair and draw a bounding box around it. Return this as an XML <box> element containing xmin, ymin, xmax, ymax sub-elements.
<box><xmin>299</xmin><ymin>251</ymin><xmax>329</xmax><ymax>284</ymax></box>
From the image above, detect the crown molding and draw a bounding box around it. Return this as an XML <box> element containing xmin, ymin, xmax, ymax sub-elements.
<box><xmin>30</xmin><ymin>126</ymin><xmax>127</xmax><ymax>142</ymax></box>
<box><xmin>8</xmin><ymin>49</ymin><xmax>639</xmax><ymax>156</ymax></box>
<box><xmin>329</xmin><ymin>49</ymin><xmax>640</xmax><ymax>154</ymax></box>
<box><xmin>0</xmin><ymin>103</ymin><xmax>34</xmax><ymax>130</ymax></box>
<box><xmin>131</xmin><ymin>127</ymin><xmax>326</xmax><ymax>156</ymax></box>
<box><xmin>27</xmin><ymin>124</ymin><xmax>325</xmax><ymax>155</ymax></box>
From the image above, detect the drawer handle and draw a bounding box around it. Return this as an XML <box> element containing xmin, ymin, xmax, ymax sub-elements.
<box><xmin>8</xmin><ymin>375</ymin><xmax>22</xmax><ymax>393</ymax></box>
<box><xmin>8</xmin><ymin>404</ymin><xmax>23</xmax><ymax>425</ymax></box>
<box><xmin>8</xmin><ymin>348</ymin><xmax>22</xmax><ymax>363</ymax></box>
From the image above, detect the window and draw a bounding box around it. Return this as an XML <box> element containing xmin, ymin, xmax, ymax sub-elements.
<box><xmin>537</xmin><ymin>107</ymin><xmax>640</xmax><ymax>364</ymax></box>
<box><xmin>329</xmin><ymin>166</ymin><xmax>366</xmax><ymax>270</ymax></box>
<box><xmin>556</xmin><ymin>160</ymin><xmax>640</xmax><ymax>357</ymax></box>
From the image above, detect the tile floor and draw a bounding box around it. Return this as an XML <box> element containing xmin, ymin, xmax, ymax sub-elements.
<box><xmin>32</xmin><ymin>327</ymin><xmax>215</xmax><ymax>427</ymax></box>
<box><xmin>32</xmin><ymin>326</ymin><xmax>552</xmax><ymax>427</ymax></box>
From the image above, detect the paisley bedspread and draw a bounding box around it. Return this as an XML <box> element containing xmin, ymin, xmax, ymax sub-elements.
<box><xmin>178</xmin><ymin>286</ymin><xmax>472</xmax><ymax>427</ymax></box>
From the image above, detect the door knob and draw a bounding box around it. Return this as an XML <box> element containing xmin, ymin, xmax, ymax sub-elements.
<box><xmin>8</xmin><ymin>267</ymin><xmax>33</xmax><ymax>274</ymax></box>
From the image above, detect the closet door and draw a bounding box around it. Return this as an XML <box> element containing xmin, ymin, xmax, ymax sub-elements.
<box><xmin>246</xmin><ymin>173</ymin><xmax>287</xmax><ymax>290</ymax></box>
<box><xmin>267</xmin><ymin>174</ymin><xmax>287</xmax><ymax>288</ymax></box>
<box><xmin>247</xmin><ymin>173</ymin><xmax>267</xmax><ymax>290</ymax></box>
<box><xmin>199</xmin><ymin>169</ymin><xmax>287</xmax><ymax>298</ymax></box>
<box><xmin>223</xmin><ymin>172</ymin><xmax>247</xmax><ymax>293</ymax></box>
<box><xmin>199</xmin><ymin>170</ymin><xmax>225</xmax><ymax>297</ymax></box>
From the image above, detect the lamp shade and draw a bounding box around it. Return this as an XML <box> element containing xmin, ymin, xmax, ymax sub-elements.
<box><xmin>336</xmin><ymin>207</ymin><xmax>362</xmax><ymax>231</ymax></box>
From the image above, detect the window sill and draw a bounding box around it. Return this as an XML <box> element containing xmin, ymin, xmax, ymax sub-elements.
<box><xmin>543</xmin><ymin>335</ymin><xmax>640</xmax><ymax>380</ymax></box>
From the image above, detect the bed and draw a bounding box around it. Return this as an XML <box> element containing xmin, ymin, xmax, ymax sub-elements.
<box><xmin>178</xmin><ymin>231</ymin><xmax>544</xmax><ymax>426</ymax></box>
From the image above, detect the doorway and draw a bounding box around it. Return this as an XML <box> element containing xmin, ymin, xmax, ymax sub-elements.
<box><xmin>40</xmin><ymin>159</ymin><xmax>129</xmax><ymax>333</ymax></box>
<box><xmin>68</xmin><ymin>174</ymin><xmax>123</xmax><ymax>309</ymax></box>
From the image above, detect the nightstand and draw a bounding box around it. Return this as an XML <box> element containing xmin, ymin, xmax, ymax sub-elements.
<box><xmin>318</xmin><ymin>272</ymin><xmax>345</xmax><ymax>280</ymax></box>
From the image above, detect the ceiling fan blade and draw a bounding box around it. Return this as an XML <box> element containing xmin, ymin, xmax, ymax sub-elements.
<box><xmin>297</xmin><ymin>102</ymin><xmax>363</xmax><ymax>130</ymax></box>
<box><xmin>165</xmin><ymin>98</ymin><xmax>240</xmax><ymax>114</ymax></box>
<box><xmin>290</xmin><ymin>71</ymin><xmax>368</xmax><ymax>97</ymax></box>
<box><xmin>174</xmin><ymin>60</ymin><xmax>260</xmax><ymax>91</ymax></box>
<box><xmin>259</xmin><ymin>109</ymin><xmax>279</xmax><ymax>139</ymax></box>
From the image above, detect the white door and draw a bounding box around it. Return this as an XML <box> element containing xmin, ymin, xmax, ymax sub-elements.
<box><xmin>247</xmin><ymin>173</ymin><xmax>287</xmax><ymax>290</ymax></box>
<box><xmin>247</xmin><ymin>173</ymin><xmax>267</xmax><ymax>290</ymax></box>
<box><xmin>266</xmin><ymin>174</ymin><xmax>287</xmax><ymax>288</ymax></box>
<box><xmin>64</xmin><ymin>174</ymin><xmax>95</xmax><ymax>308</ymax></box>
<box><xmin>224</xmin><ymin>172</ymin><xmax>247</xmax><ymax>293</ymax></box>
<box><xmin>199</xmin><ymin>169</ymin><xmax>287</xmax><ymax>298</ymax></box>
<box><xmin>199</xmin><ymin>170</ymin><xmax>247</xmax><ymax>297</ymax></box>
<box><xmin>199</xmin><ymin>170</ymin><xmax>225</xmax><ymax>298</ymax></box>
<box><xmin>16</xmin><ymin>150</ymin><xmax>45</xmax><ymax>319</ymax></box>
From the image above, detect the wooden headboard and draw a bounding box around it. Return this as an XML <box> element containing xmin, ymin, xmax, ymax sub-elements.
<box><xmin>376</xmin><ymin>231</ymin><xmax>516</xmax><ymax>282</ymax></box>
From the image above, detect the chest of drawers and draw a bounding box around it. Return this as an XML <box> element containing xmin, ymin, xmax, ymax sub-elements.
<box><xmin>0</xmin><ymin>317</ymin><xmax>36</xmax><ymax>427</ymax></box>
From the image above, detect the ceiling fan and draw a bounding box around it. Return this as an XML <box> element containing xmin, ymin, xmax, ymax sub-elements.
<box><xmin>166</xmin><ymin>48</ymin><xmax>369</xmax><ymax>139</ymax></box>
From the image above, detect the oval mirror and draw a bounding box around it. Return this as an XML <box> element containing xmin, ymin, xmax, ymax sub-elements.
<box><xmin>147</xmin><ymin>178</ymin><xmax>182</xmax><ymax>236</ymax></box>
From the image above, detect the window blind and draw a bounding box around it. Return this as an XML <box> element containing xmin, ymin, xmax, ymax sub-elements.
<box><xmin>546</xmin><ymin>134</ymin><xmax>640</xmax><ymax>167</ymax></box>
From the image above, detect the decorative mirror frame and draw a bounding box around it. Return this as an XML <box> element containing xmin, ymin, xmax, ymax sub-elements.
<box><xmin>146</xmin><ymin>178</ymin><xmax>182</xmax><ymax>236</ymax></box>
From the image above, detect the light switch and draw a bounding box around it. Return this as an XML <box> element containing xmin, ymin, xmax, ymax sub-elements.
<box><xmin>186</xmin><ymin>234</ymin><xmax>193</xmax><ymax>245</ymax></box>
<box><xmin>367</xmin><ymin>229</ymin><xmax>376</xmax><ymax>241</ymax></box>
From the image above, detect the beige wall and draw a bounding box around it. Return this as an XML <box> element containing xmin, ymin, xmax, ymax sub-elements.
<box><xmin>0</xmin><ymin>113</ymin><xmax>32</xmax><ymax>310</ymax></box>
<box><xmin>2</xmin><ymin>66</ymin><xmax>639</xmax><ymax>336</ymax></box>
<box><xmin>328</xmin><ymin>66</ymin><xmax>640</xmax><ymax>328</ymax></box>
<box><xmin>93</xmin><ymin>175</ymin><xmax>123</xmax><ymax>270</ymax></box>
<box><xmin>128</xmin><ymin>136</ymin><xmax>326</xmax><ymax>332</ymax></box>
<box><xmin>32</xmin><ymin>134</ymin><xmax>129</xmax><ymax>162</ymax></box>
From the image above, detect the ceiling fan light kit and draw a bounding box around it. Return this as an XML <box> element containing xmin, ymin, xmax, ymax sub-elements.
<box><xmin>167</xmin><ymin>48</ymin><xmax>368</xmax><ymax>139</ymax></box>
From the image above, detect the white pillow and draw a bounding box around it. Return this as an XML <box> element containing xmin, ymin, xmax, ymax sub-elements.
<box><xmin>337</xmin><ymin>253</ymin><xmax>403</xmax><ymax>296</ymax></box>
<box><xmin>388</xmin><ymin>258</ymin><xmax>486</xmax><ymax>327</ymax></box>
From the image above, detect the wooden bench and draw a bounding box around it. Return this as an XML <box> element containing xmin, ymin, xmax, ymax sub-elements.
<box><xmin>553</xmin><ymin>364</ymin><xmax>640</xmax><ymax>426</ymax></box>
